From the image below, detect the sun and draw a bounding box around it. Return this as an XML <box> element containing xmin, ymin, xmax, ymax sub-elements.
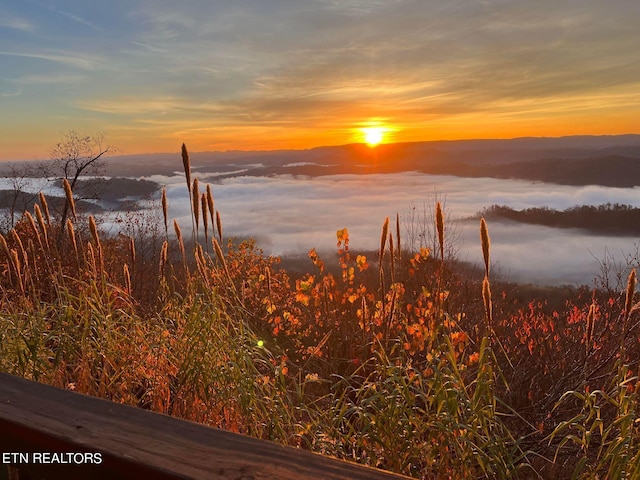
<box><xmin>362</xmin><ymin>127</ymin><xmax>386</xmax><ymax>147</ymax></box>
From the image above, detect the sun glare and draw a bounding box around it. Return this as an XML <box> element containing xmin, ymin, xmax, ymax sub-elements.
<box><xmin>362</xmin><ymin>127</ymin><xmax>386</xmax><ymax>147</ymax></box>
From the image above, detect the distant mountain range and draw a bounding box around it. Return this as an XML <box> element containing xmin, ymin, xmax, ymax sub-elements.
<box><xmin>4</xmin><ymin>134</ymin><xmax>640</xmax><ymax>188</ymax></box>
<box><xmin>101</xmin><ymin>134</ymin><xmax>640</xmax><ymax>188</ymax></box>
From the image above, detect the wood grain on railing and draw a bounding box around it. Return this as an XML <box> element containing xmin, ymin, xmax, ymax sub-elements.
<box><xmin>0</xmin><ymin>373</ymin><xmax>409</xmax><ymax>480</ymax></box>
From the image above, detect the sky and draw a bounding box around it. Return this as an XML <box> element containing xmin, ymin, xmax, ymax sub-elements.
<box><xmin>2</xmin><ymin>0</ymin><xmax>640</xmax><ymax>161</ymax></box>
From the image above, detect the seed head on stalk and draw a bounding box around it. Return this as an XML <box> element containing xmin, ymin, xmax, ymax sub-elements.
<box><xmin>436</xmin><ymin>202</ymin><xmax>444</xmax><ymax>262</ymax></box>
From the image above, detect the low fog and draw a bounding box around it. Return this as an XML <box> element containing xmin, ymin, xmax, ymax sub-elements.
<box><xmin>148</xmin><ymin>171</ymin><xmax>640</xmax><ymax>287</ymax></box>
<box><xmin>2</xmin><ymin>170</ymin><xmax>637</xmax><ymax>286</ymax></box>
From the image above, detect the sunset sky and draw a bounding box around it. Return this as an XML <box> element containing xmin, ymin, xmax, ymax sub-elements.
<box><xmin>1</xmin><ymin>0</ymin><xmax>640</xmax><ymax>161</ymax></box>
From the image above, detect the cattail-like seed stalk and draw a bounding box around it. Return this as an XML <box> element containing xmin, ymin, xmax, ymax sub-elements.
<box><xmin>395</xmin><ymin>212</ymin><xmax>401</xmax><ymax>261</ymax></box>
<box><xmin>360</xmin><ymin>296</ymin><xmax>368</xmax><ymax>333</ymax></box>
<box><xmin>206</xmin><ymin>184</ymin><xmax>215</xmax><ymax>227</ymax></box>
<box><xmin>436</xmin><ymin>202</ymin><xmax>444</xmax><ymax>262</ymax></box>
<box><xmin>216</xmin><ymin>210</ymin><xmax>223</xmax><ymax>244</ymax></box>
<box><xmin>63</xmin><ymin>178</ymin><xmax>76</xmax><ymax>220</ymax></box>
<box><xmin>181</xmin><ymin>143</ymin><xmax>192</xmax><ymax>195</ymax></box>
<box><xmin>389</xmin><ymin>231</ymin><xmax>395</xmax><ymax>284</ymax></box>
<box><xmin>192</xmin><ymin>178</ymin><xmax>200</xmax><ymax>233</ymax></box>
<box><xmin>194</xmin><ymin>244</ymin><xmax>209</xmax><ymax>285</ymax></box>
<box><xmin>213</xmin><ymin>237</ymin><xmax>232</xmax><ymax>285</ymax></box>
<box><xmin>10</xmin><ymin>229</ymin><xmax>27</xmax><ymax>267</ymax></box>
<box><xmin>89</xmin><ymin>216</ymin><xmax>104</xmax><ymax>274</ymax></box>
<box><xmin>586</xmin><ymin>302</ymin><xmax>595</xmax><ymax>354</ymax></box>
<box><xmin>182</xmin><ymin>144</ymin><xmax>196</xmax><ymax>237</ymax></box>
<box><xmin>379</xmin><ymin>217</ymin><xmax>389</xmax><ymax>267</ymax></box>
<box><xmin>159</xmin><ymin>240</ymin><xmax>168</xmax><ymax>276</ymax></box>
<box><xmin>11</xmin><ymin>249</ymin><xmax>24</xmax><ymax>294</ymax></box>
<box><xmin>201</xmin><ymin>193</ymin><xmax>209</xmax><ymax>245</ymax></box>
<box><xmin>0</xmin><ymin>235</ymin><xmax>14</xmax><ymax>284</ymax></box>
<box><xmin>379</xmin><ymin>267</ymin><xmax>385</xmax><ymax>307</ymax></box>
<box><xmin>480</xmin><ymin>217</ymin><xmax>490</xmax><ymax>276</ymax></box>
<box><xmin>89</xmin><ymin>216</ymin><xmax>100</xmax><ymax>247</ymax></box>
<box><xmin>582</xmin><ymin>301</ymin><xmax>597</xmax><ymax>381</ymax></box>
<box><xmin>25</xmin><ymin>212</ymin><xmax>43</xmax><ymax>253</ymax></box>
<box><xmin>480</xmin><ymin>217</ymin><xmax>493</xmax><ymax>338</ymax></box>
<box><xmin>123</xmin><ymin>263</ymin><xmax>132</xmax><ymax>296</ymax></box>
<box><xmin>161</xmin><ymin>187</ymin><xmax>168</xmax><ymax>236</ymax></box>
<box><xmin>34</xmin><ymin>204</ymin><xmax>49</xmax><ymax>251</ymax></box>
<box><xmin>174</xmin><ymin>220</ymin><xmax>186</xmax><ymax>267</ymax></box>
<box><xmin>67</xmin><ymin>220</ymin><xmax>78</xmax><ymax>259</ymax></box>
<box><xmin>624</xmin><ymin>269</ymin><xmax>636</xmax><ymax>323</ymax></box>
<box><xmin>39</xmin><ymin>192</ymin><xmax>51</xmax><ymax>226</ymax></box>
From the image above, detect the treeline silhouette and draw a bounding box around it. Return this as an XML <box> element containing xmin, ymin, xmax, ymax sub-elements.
<box><xmin>480</xmin><ymin>203</ymin><xmax>640</xmax><ymax>235</ymax></box>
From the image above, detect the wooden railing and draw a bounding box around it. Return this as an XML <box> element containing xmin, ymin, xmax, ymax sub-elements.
<box><xmin>0</xmin><ymin>373</ymin><xmax>410</xmax><ymax>480</ymax></box>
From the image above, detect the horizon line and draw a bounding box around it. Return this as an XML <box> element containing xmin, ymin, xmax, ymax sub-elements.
<box><xmin>4</xmin><ymin>132</ymin><xmax>640</xmax><ymax>163</ymax></box>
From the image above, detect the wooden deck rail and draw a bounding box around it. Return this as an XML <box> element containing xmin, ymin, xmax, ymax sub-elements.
<box><xmin>0</xmin><ymin>373</ymin><xmax>410</xmax><ymax>480</ymax></box>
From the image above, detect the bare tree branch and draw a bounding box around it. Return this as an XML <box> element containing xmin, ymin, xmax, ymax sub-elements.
<box><xmin>50</xmin><ymin>131</ymin><xmax>116</xmax><ymax>243</ymax></box>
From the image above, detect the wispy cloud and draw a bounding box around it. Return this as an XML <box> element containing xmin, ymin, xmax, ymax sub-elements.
<box><xmin>1</xmin><ymin>88</ymin><xmax>22</xmax><ymax>97</ymax></box>
<box><xmin>10</xmin><ymin>73</ymin><xmax>85</xmax><ymax>85</ymax></box>
<box><xmin>78</xmin><ymin>96</ymin><xmax>195</xmax><ymax>116</ymax></box>
<box><xmin>0</xmin><ymin>13</ymin><xmax>35</xmax><ymax>32</ymax></box>
<box><xmin>0</xmin><ymin>51</ymin><xmax>101</xmax><ymax>70</ymax></box>
<box><xmin>128</xmin><ymin>41</ymin><xmax>167</xmax><ymax>54</ymax></box>
<box><xmin>50</xmin><ymin>8</ymin><xmax>103</xmax><ymax>31</ymax></box>
<box><xmin>30</xmin><ymin>1</ymin><xmax>104</xmax><ymax>31</ymax></box>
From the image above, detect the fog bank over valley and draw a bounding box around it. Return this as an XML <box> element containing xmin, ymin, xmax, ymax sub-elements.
<box><xmin>150</xmin><ymin>171</ymin><xmax>640</xmax><ymax>287</ymax></box>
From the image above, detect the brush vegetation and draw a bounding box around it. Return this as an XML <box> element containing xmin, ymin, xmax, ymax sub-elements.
<box><xmin>1</xmin><ymin>144</ymin><xmax>639</xmax><ymax>479</ymax></box>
